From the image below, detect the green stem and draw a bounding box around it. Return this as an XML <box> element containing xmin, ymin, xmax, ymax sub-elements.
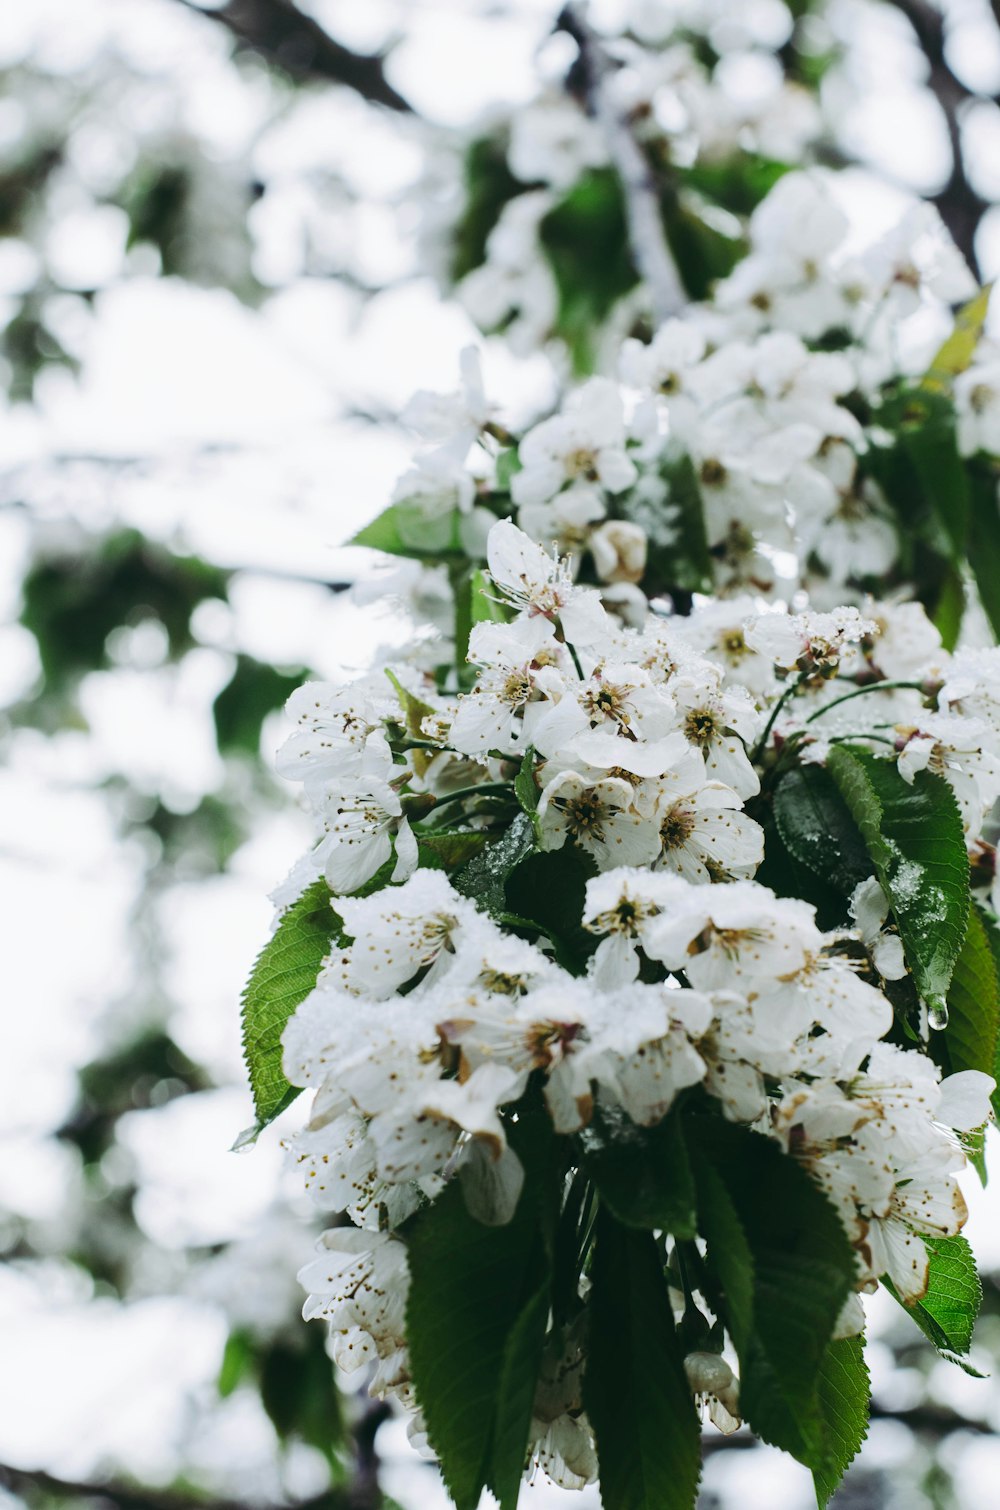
<box><xmin>751</xmin><ymin>675</ymin><xmax>804</xmax><ymax>762</ymax></box>
<box><xmin>804</xmin><ymin>680</ymin><xmax>924</xmax><ymax>724</ymax></box>
<box><xmin>427</xmin><ymin>781</ymin><xmax>514</xmax><ymax>812</ymax></box>
<box><xmin>827</xmin><ymin>732</ymin><xmax>897</xmax><ymax>748</ymax></box>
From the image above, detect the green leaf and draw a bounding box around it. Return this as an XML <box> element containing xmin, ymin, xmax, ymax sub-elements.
<box><xmin>813</xmin><ymin>1336</ymin><xmax>870</xmax><ymax>1508</ymax></box>
<box><xmin>827</xmin><ymin>746</ymin><xmax>970</xmax><ymax>1010</ymax></box>
<box><xmin>451</xmin><ymin>135</ymin><xmax>521</xmax><ymax>282</ymax></box>
<box><xmin>218</xmin><ymin>1330</ymin><xmax>253</xmax><ymax>1398</ymax></box>
<box><xmin>405</xmin><ymin>1103</ymin><xmax>554</xmax><ymax>1510</ymax></box>
<box><xmin>579</xmin><ymin>1102</ymin><xmax>696</xmax><ymax>1237</ymax></box>
<box><xmin>932</xmin><ymin>563</ymin><xmax>967</xmax><ymax>652</ymax></box>
<box><xmin>583</xmin><ymin>1210</ymin><xmax>701</xmax><ymax>1510</ymax></box>
<box><xmin>882</xmin><ymin>387</ymin><xmax>972</xmax><ymax>567</ymax></box>
<box><xmin>968</xmin><ymin>464</ymin><xmax>1000</xmax><ymax>640</ymax></box>
<box><xmin>213</xmin><ymin>654</ymin><xmax>303</xmax><ymax>754</ymax></box>
<box><xmin>416</xmin><ymin>830</ymin><xmax>490</xmax><ymax>871</ymax></box>
<box><xmin>682</xmin><ymin>152</ymin><xmax>791</xmax><ymax>216</ymax></box>
<box><xmin>495</xmin><ymin>448</ymin><xmax>522</xmax><ymax>491</ymax></box>
<box><xmin>619</xmin><ymin>449</ymin><xmax>712</xmax><ymax>598</ymax></box>
<box><xmin>452</xmin><ymin>811</ymin><xmax>536</xmax><ymax>919</ymax></box>
<box><xmin>539</xmin><ymin>169</ymin><xmax>639</xmax><ymax>374</ymax></box>
<box><xmin>240</xmin><ymin>880</ymin><xmax>340</xmax><ymax>1130</ymax></box>
<box><xmin>690</xmin><ymin>1117</ymin><xmax>857</xmax><ymax>1472</ymax></box>
<box><xmin>470</xmin><ymin>566</ymin><xmax>509</xmax><ymax>626</ymax></box>
<box><xmin>773</xmin><ymin>764</ymin><xmax>872</xmax><ymax>901</ymax></box>
<box><xmin>352</xmin><ymin>503</ymin><xmax>462</xmax><ymax>559</ymax></box>
<box><xmin>513</xmin><ymin>747</ymin><xmax>541</xmax><ymax>838</ymax></box>
<box><xmin>240</xmin><ymin>864</ymin><xmax>394</xmax><ymax>1133</ymax></box>
<box><xmin>925</xmin><ymin>284</ymin><xmax>993</xmax><ymax>389</ymax></box>
<box><xmin>504</xmin><ymin>844</ymin><xmax>598</xmax><ymax>974</ymax></box>
<box><xmin>259</xmin><ymin>1329</ymin><xmax>345</xmax><ymax>1464</ymax></box>
<box><xmin>384</xmin><ymin>667</ymin><xmax>437</xmax><ymax>737</ymax></box>
<box><xmin>663</xmin><ymin>192</ymin><xmax>746</xmax><ymax>300</ymax></box>
<box><xmin>939</xmin><ymin>902</ymin><xmax>1000</xmax><ymax>1086</ymax></box>
<box><xmin>886</xmin><ymin>1234</ymin><xmax>982</xmax><ymax>1363</ymax></box>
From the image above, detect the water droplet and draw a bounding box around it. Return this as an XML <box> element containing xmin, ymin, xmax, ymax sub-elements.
<box><xmin>927</xmin><ymin>995</ymin><xmax>949</xmax><ymax>1031</ymax></box>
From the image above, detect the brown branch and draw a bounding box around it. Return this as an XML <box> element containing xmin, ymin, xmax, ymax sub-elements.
<box><xmin>173</xmin><ymin>0</ymin><xmax>413</xmax><ymax>112</ymax></box>
<box><xmin>557</xmin><ymin>2</ymin><xmax>687</xmax><ymax>324</ymax></box>
<box><xmin>0</xmin><ymin>1464</ymin><xmax>349</xmax><ymax>1510</ymax></box>
<box><xmin>883</xmin><ymin>0</ymin><xmax>988</xmax><ymax>276</ymax></box>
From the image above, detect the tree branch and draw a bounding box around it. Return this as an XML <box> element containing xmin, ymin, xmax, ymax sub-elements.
<box><xmin>883</xmin><ymin>0</ymin><xmax>988</xmax><ymax>276</ymax></box>
<box><xmin>556</xmin><ymin>2</ymin><xmax>687</xmax><ymax>325</ymax></box>
<box><xmin>0</xmin><ymin>1464</ymin><xmax>349</xmax><ymax>1510</ymax></box>
<box><xmin>173</xmin><ymin>0</ymin><xmax>413</xmax><ymax>112</ymax></box>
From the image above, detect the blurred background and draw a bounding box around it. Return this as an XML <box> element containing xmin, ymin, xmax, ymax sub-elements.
<box><xmin>7</xmin><ymin>1</ymin><xmax>1000</xmax><ymax>1507</ymax></box>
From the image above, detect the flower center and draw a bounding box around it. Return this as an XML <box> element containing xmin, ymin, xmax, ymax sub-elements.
<box><xmin>659</xmin><ymin>804</ymin><xmax>695</xmax><ymax>849</ymax></box>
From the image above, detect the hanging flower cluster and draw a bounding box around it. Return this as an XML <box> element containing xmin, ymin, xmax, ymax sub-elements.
<box><xmin>243</xmin><ymin>435</ymin><xmax>1000</xmax><ymax>1504</ymax></box>
<box><xmin>238</xmin><ymin>17</ymin><xmax>1000</xmax><ymax>1510</ymax></box>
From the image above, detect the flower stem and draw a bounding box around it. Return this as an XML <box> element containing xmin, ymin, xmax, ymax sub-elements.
<box><xmin>804</xmin><ymin>680</ymin><xmax>924</xmax><ymax>724</ymax></box>
<box><xmin>751</xmin><ymin>675</ymin><xmax>804</xmax><ymax>762</ymax></box>
<box><xmin>426</xmin><ymin>781</ymin><xmax>514</xmax><ymax>812</ymax></box>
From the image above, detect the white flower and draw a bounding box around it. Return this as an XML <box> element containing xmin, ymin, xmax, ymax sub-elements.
<box><xmin>643</xmin><ymin>880</ymin><xmax>821</xmax><ymax>990</ymax></box>
<box><xmin>956</xmin><ymin>361</ymin><xmax>1000</xmax><ymax>458</ymax></box>
<box><xmin>620</xmin><ymin>317</ymin><xmax>706</xmax><ymax>432</ymax></box>
<box><xmin>517</xmin><ymin>481</ymin><xmax>607</xmax><ymax>560</ymax></box>
<box><xmin>508</xmin><ymin>95</ymin><xmax>606</xmax><ymax>190</ymax></box>
<box><xmin>672</xmin><ymin>670</ymin><xmax>760</xmax><ymax>797</ymax></box>
<box><xmin>589</xmin><ymin>519</ymin><xmax>648</xmax><ymax>584</ymax></box>
<box><xmin>298</xmin><ymin>1228</ymin><xmax>410</xmax><ymax>1379</ymax></box>
<box><xmin>401</xmin><ymin>346</ymin><xmax>490</xmax><ymax>451</ymax></box>
<box><xmin>449</xmin><ymin>615</ymin><xmax>562</xmax><ymax>755</ymax></box>
<box><xmin>861</xmin><ymin>1143</ymin><xmax>968</xmax><ymax>1303</ymax></box>
<box><xmin>315</xmin><ymin>770</ymin><xmax>417</xmax><ymax>893</ymax></box>
<box><xmin>582</xmin><ymin>867</ymin><xmax>691</xmax><ymax>986</ymax></box>
<box><xmin>333</xmin><ymin>870</ymin><xmax>479</xmax><ymax>999</ymax></box>
<box><xmin>896</xmin><ymin>712</ymin><xmax>1000</xmax><ymax>836</ymax></box>
<box><xmin>654</xmin><ymin>781</ymin><xmax>764</xmax><ymax>883</ymax></box>
<box><xmin>684</xmin><ymin>1352</ymin><xmax>741</xmax><ymax>1435</ymax></box>
<box><xmin>849</xmin><ymin>877</ymin><xmax>907</xmax><ymax>981</ymax></box>
<box><xmin>276</xmin><ymin>680</ymin><xmax>390</xmax><ymax>791</ymax></box>
<box><xmin>511</xmin><ymin>379</ymin><xmax>638</xmax><ymax>509</ymax></box>
<box><xmin>745</xmin><ymin>606</ymin><xmax>876</xmax><ymax>678</ymax></box>
<box><xmin>538</xmin><ymin>769</ymin><xmax>662</xmax><ymax>871</ymax></box>
<box><xmin>861</xmin><ymin>203</ymin><xmax>977</xmax><ymax>316</ymax></box>
<box><xmin>392</xmin><ymin>448</ymin><xmax>476</xmax><ymax>531</ymax></box>
<box><xmin>487</xmin><ymin>519</ymin><xmax>612</xmax><ymax>647</ymax></box>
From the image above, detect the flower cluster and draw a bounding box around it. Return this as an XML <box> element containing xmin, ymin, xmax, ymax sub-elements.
<box><xmin>389</xmin><ymin>165</ymin><xmax>999</xmax><ymax>641</ymax></box>
<box><xmin>258</xmin><ymin>508</ymin><xmax>999</xmax><ymax>1495</ymax></box>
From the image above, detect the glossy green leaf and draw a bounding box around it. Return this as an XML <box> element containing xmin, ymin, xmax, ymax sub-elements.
<box><xmin>827</xmin><ymin>746</ymin><xmax>970</xmax><ymax>1010</ymax></box>
<box><xmin>405</xmin><ymin>1105</ymin><xmax>553</xmax><ymax>1510</ymax></box>
<box><xmin>813</xmin><ymin>1336</ymin><xmax>870</xmax><ymax>1508</ymax></box>
<box><xmin>503</xmin><ymin>843</ymin><xmax>598</xmax><ymax>974</ymax></box>
<box><xmin>416</xmin><ymin>830</ymin><xmax>490</xmax><ymax>871</ymax></box>
<box><xmin>240</xmin><ymin>880</ymin><xmax>339</xmax><ymax>1130</ymax></box>
<box><xmin>772</xmin><ymin>764</ymin><xmax>872</xmax><ymax>901</ymax></box>
<box><xmin>579</xmin><ymin>1101</ymin><xmax>696</xmax><ymax>1237</ymax></box>
<box><xmin>940</xmin><ymin>902</ymin><xmax>1000</xmax><ymax>1085</ymax></box>
<box><xmin>690</xmin><ymin>1117</ymin><xmax>857</xmax><ymax>1472</ymax></box>
<box><xmin>583</xmin><ymin>1210</ymin><xmax>701</xmax><ymax>1510</ymax></box>
<box><xmin>968</xmin><ymin>464</ymin><xmax>1000</xmax><ymax>640</ymax></box>
<box><xmin>452</xmin><ymin>811</ymin><xmax>536</xmax><ymax>919</ymax></box>
<box><xmin>886</xmin><ymin>1234</ymin><xmax>982</xmax><ymax>1364</ymax></box>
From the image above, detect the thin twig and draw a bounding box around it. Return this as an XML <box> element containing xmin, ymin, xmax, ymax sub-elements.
<box><xmin>556</xmin><ymin>3</ymin><xmax>687</xmax><ymax>325</ymax></box>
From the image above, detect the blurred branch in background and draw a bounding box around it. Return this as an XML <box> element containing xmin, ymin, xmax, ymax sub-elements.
<box><xmin>884</xmin><ymin>0</ymin><xmax>992</xmax><ymax>276</ymax></box>
<box><xmin>174</xmin><ymin>0</ymin><xmax>413</xmax><ymax>111</ymax></box>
